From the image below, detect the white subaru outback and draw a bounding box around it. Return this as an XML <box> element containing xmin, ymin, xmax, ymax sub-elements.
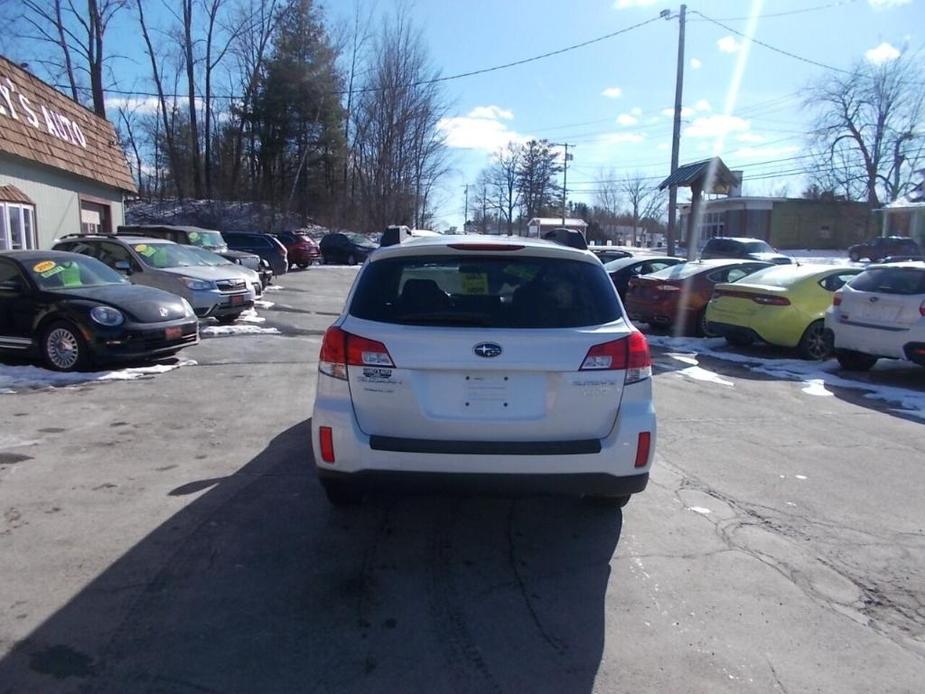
<box><xmin>310</xmin><ymin>235</ymin><xmax>656</xmax><ymax>505</ymax></box>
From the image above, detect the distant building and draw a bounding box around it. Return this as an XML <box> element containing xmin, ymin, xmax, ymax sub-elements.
<box><xmin>678</xmin><ymin>196</ymin><xmax>873</xmax><ymax>250</ymax></box>
<box><xmin>878</xmin><ymin>174</ymin><xmax>925</xmax><ymax>249</ymax></box>
<box><xmin>526</xmin><ymin>217</ymin><xmax>588</xmax><ymax>238</ymax></box>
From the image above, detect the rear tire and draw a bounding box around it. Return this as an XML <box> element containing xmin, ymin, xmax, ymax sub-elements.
<box><xmin>835</xmin><ymin>349</ymin><xmax>877</xmax><ymax>371</ymax></box>
<box><xmin>215</xmin><ymin>313</ymin><xmax>241</xmax><ymax>325</ymax></box>
<box><xmin>322</xmin><ymin>480</ymin><xmax>364</xmax><ymax>506</ymax></box>
<box><xmin>584</xmin><ymin>494</ymin><xmax>630</xmax><ymax>508</ymax></box>
<box><xmin>347</xmin><ymin>253</ymin><xmax>357</xmax><ymax>266</ymax></box>
<box><xmin>42</xmin><ymin>320</ymin><xmax>92</xmax><ymax>372</ymax></box>
<box><xmin>798</xmin><ymin>320</ymin><xmax>832</xmax><ymax>360</ymax></box>
<box><xmin>696</xmin><ymin>311</ymin><xmax>716</xmax><ymax>338</ymax></box>
<box><xmin>297</xmin><ymin>262</ymin><xmax>310</xmax><ymax>270</ymax></box>
<box><xmin>849</xmin><ymin>250</ymin><xmax>861</xmax><ymax>262</ymax></box>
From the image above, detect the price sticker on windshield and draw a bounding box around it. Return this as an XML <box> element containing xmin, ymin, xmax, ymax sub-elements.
<box><xmin>134</xmin><ymin>244</ymin><xmax>156</xmax><ymax>257</ymax></box>
<box><xmin>189</xmin><ymin>231</ymin><xmax>200</xmax><ymax>242</ymax></box>
<box><xmin>33</xmin><ymin>260</ymin><xmax>56</xmax><ymax>273</ymax></box>
<box><xmin>461</xmin><ymin>273</ymin><xmax>489</xmax><ymax>295</ymax></box>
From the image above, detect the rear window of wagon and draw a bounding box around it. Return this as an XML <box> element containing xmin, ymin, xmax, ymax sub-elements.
<box><xmin>350</xmin><ymin>255</ymin><xmax>622</xmax><ymax>328</ymax></box>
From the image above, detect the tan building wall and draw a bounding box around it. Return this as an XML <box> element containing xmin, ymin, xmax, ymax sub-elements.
<box><xmin>0</xmin><ymin>152</ymin><xmax>124</xmax><ymax>249</ymax></box>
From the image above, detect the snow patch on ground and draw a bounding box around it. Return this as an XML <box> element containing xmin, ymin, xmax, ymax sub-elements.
<box><xmin>667</xmin><ymin>353</ymin><xmax>734</xmax><ymax>386</ymax></box>
<box><xmin>687</xmin><ymin>506</ymin><xmax>712</xmax><ymax>515</ymax></box>
<box><xmin>649</xmin><ymin>335</ymin><xmax>925</xmax><ymax>419</ymax></box>
<box><xmin>263</xmin><ymin>285</ymin><xmax>285</xmax><ymax>292</ymax></box>
<box><xmin>201</xmin><ymin>324</ymin><xmax>280</xmax><ymax>336</ymax></box>
<box><xmin>0</xmin><ymin>360</ymin><xmax>196</xmax><ymax>394</ymax></box>
<box><xmin>237</xmin><ymin>309</ymin><xmax>266</xmax><ymax>324</ymax></box>
<box><xmin>254</xmin><ymin>300</ymin><xmax>275</xmax><ymax>309</ymax></box>
<box><xmin>801</xmin><ymin>379</ymin><xmax>834</xmax><ymax>397</ymax></box>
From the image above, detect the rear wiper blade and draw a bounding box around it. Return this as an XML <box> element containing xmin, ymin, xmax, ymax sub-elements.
<box><xmin>395</xmin><ymin>312</ymin><xmax>491</xmax><ymax>327</ymax></box>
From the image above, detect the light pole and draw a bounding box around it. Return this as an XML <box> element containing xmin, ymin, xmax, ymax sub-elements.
<box><xmin>551</xmin><ymin>143</ymin><xmax>574</xmax><ymax>227</ymax></box>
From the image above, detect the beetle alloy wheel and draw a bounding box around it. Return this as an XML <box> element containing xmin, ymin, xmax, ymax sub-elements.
<box><xmin>46</xmin><ymin>327</ymin><xmax>80</xmax><ymax>370</ymax></box>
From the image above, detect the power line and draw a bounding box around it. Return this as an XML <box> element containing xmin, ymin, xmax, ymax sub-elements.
<box><xmin>690</xmin><ymin>0</ymin><xmax>859</xmax><ymax>23</ymax></box>
<box><xmin>60</xmin><ymin>14</ymin><xmax>663</xmax><ymax>102</ymax></box>
<box><xmin>690</xmin><ymin>10</ymin><xmax>853</xmax><ymax>75</ymax></box>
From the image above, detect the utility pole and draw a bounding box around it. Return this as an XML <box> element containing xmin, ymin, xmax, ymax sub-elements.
<box><xmin>666</xmin><ymin>4</ymin><xmax>686</xmax><ymax>257</ymax></box>
<box><xmin>464</xmin><ymin>184</ymin><xmax>469</xmax><ymax>234</ymax></box>
<box><xmin>551</xmin><ymin>142</ymin><xmax>574</xmax><ymax>227</ymax></box>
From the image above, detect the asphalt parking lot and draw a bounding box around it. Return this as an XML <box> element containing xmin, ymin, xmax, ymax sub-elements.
<box><xmin>1</xmin><ymin>267</ymin><xmax>923</xmax><ymax>693</ymax></box>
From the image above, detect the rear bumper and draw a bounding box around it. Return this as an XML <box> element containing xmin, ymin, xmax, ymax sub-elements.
<box><xmin>707</xmin><ymin>321</ymin><xmax>762</xmax><ymax>343</ymax></box>
<box><xmin>826</xmin><ymin>310</ymin><xmax>922</xmax><ymax>361</ymax></box>
<box><xmin>311</xmin><ymin>377</ymin><xmax>657</xmax><ymax>492</ymax></box>
<box><xmin>316</xmin><ymin>468</ymin><xmax>649</xmax><ymax>496</ymax></box>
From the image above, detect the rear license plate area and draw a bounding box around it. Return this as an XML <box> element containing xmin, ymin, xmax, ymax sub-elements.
<box><xmin>229</xmin><ymin>294</ymin><xmax>245</xmax><ymax>306</ymax></box>
<box><xmin>165</xmin><ymin>326</ymin><xmax>183</xmax><ymax>340</ymax></box>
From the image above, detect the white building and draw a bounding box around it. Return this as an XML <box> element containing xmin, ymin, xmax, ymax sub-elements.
<box><xmin>525</xmin><ymin>217</ymin><xmax>588</xmax><ymax>238</ymax></box>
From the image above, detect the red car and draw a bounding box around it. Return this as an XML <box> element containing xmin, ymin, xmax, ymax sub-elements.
<box><xmin>624</xmin><ymin>259</ymin><xmax>771</xmax><ymax>336</ymax></box>
<box><xmin>274</xmin><ymin>231</ymin><xmax>321</xmax><ymax>270</ymax></box>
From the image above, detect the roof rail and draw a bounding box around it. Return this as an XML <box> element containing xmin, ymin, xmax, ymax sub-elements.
<box><xmin>55</xmin><ymin>232</ymin><xmax>116</xmax><ymax>240</ymax></box>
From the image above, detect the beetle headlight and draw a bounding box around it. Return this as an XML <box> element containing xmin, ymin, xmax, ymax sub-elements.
<box><xmin>90</xmin><ymin>306</ymin><xmax>124</xmax><ymax>326</ymax></box>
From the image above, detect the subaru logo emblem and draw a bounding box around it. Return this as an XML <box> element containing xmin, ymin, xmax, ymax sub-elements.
<box><xmin>474</xmin><ymin>342</ymin><xmax>502</xmax><ymax>358</ymax></box>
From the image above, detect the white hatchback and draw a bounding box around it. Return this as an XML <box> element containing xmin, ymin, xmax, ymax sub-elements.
<box><xmin>310</xmin><ymin>235</ymin><xmax>656</xmax><ymax>505</ymax></box>
<box><xmin>825</xmin><ymin>261</ymin><xmax>925</xmax><ymax>370</ymax></box>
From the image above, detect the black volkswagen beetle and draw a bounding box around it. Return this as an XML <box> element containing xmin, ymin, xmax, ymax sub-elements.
<box><xmin>0</xmin><ymin>250</ymin><xmax>199</xmax><ymax>372</ymax></box>
<box><xmin>604</xmin><ymin>255</ymin><xmax>684</xmax><ymax>300</ymax></box>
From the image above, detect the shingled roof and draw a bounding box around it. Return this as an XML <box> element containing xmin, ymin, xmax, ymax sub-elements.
<box><xmin>0</xmin><ymin>55</ymin><xmax>136</xmax><ymax>193</ymax></box>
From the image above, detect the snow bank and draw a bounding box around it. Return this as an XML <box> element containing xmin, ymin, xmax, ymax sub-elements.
<box><xmin>200</xmin><ymin>324</ymin><xmax>280</xmax><ymax>336</ymax></box>
<box><xmin>649</xmin><ymin>335</ymin><xmax>925</xmax><ymax>419</ymax></box>
<box><xmin>0</xmin><ymin>359</ymin><xmax>196</xmax><ymax>394</ymax></box>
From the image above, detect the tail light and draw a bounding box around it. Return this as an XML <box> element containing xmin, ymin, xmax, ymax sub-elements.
<box><xmin>920</xmin><ymin>300</ymin><xmax>925</xmax><ymax>317</ymax></box>
<box><xmin>319</xmin><ymin>426</ymin><xmax>335</xmax><ymax>463</ymax></box>
<box><xmin>752</xmin><ymin>294</ymin><xmax>791</xmax><ymax>306</ymax></box>
<box><xmin>634</xmin><ymin>432</ymin><xmax>651</xmax><ymax>468</ymax></box>
<box><xmin>833</xmin><ymin>293</ymin><xmax>843</xmax><ymax>307</ymax></box>
<box><xmin>319</xmin><ymin>326</ymin><xmax>394</xmax><ymax>380</ymax></box>
<box><xmin>579</xmin><ymin>331</ymin><xmax>651</xmax><ymax>383</ymax></box>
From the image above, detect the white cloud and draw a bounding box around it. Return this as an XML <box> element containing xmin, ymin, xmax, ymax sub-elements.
<box><xmin>601</xmin><ymin>86</ymin><xmax>623</xmax><ymax>99</ymax></box>
<box><xmin>685</xmin><ymin>114</ymin><xmax>751</xmax><ymax>138</ymax></box>
<box><xmin>630</xmin><ymin>106</ymin><xmax>643</xmax><ymax>116</ymax></box>
<box><xmin>438</xmin><ymin>106</ymin><xmax>526</xmax><ymax>151</ymax></box>
<box><xmin>694</xmin><ymin>99</ymin><xmax>712</xmax><ymax>112</ymax></box>
<box><xmin>467</xmin><ymin>105</ymin><xmax>513</xmax><ymax>120</ymax></box>
<box><xmin>616</xmin><ymin>113</ymin><xmax>638</xmax><ymax>126</ymax></box>
<box><xmin>690</xmin><ymin>57</ymin><xmax>703</xmax><ymax>69</ymax></box>
<box><xmin>717</xmin><ymin>36</ymin><xmax>743</xmax><ymax>53</ymax></box>
<box><xmin>657</xmin><ymin>142</ymin><xmax>671</xmax><ymax>151</ymax></box>
<box><xmin>104</xmin><ymin>96</ymin><xmax>161</xmax><ymax>114</ymax></box>
<box><xmin>614</xmin><ymin>0</ymin><xmax>658</xmax><ymax>8</ymax></box>
<box><xmin>868</xmin><ymin>0</ymin><xmax>911</xmax><ymax>8</ymax></box>
<box><xmin>661</xmin><ymin>106</ymin><xmax>695</xmax><ymax>118</ymax></box>
<box><xmin>736</xmin><ymin>132</ymin><xmax>766</xmax><ymax>143</ymax></box>
<box><xmin>730</xmin><ymin>145</ymin><xmax>801</xmax><ymax>159</ymax></box>
<box><xmin>864</xmin><ymin>41</ymin><xmax>901</xmax><ymax>65</ymax></box>
<box><xmin>600</xmin><ymin>132</ymin><xmax>646</xmax><ymax>144</ymax></box>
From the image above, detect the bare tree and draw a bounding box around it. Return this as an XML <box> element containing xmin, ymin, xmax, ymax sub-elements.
<box><xmin>22</xmin><ymin>0</ymin><xmax>80</xmax><ymax>101</ymax></box>
<box><xmin>486</xmin><ymin>142</ymin><xmax>521</xmax><ymax>235</ymax></box>
<box><xmin>805</xmin><ymin>53</ymin><xmax>925</xmax><ymax>207</ymax></box>
<box><xmin>516</xmin><ymin>139</ymin><xmax>560</xmax><ymax>224</ymax></box>
<box><xmin>202</xmin><ymin>0</ymin><xmax>239</xmax><ymax>199</ymax></box>
<box><xmin>593</xmin><ymin>169</ymin><xmax>622</xmax><ymax>219</ymax></box>
<box><xmin>138</xmin><ymin>0</ymin><xmax>184</xmax><ymax>198</ymax></box>
<box><xmin>620</xmin><ymin>172</ymin><xmax>664</xmax><ymax>245</ymax></box>
<box><xmin>352</xmin><ymin>8</ymin><xmax>448</xmax><ymax>231</ymax></box>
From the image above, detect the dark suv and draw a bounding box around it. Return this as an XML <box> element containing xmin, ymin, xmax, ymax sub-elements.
<box><xmin>319</xmin><ymin>232</ymin><xmax>377</xmax><ymax>265</ymax></box>
<box><xmin>223</xmin><ymin>232</ymin><xmax>289</xmax><ymax>276</ymax></box>
<box><xmin>848</xmin><ymin>236</ymin><xmax>921</xmax><ymax>263</ymax></box>
<box><xmin>701</xmin><ymin>237</ymin><xmax>792</xmax><ymax>265</ymax></box>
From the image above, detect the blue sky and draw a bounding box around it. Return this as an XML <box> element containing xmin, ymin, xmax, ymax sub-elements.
<box><xmin>341</xmin><ymin>0</ymin><xmax>919</xmax><ymax>228</ymax></box>
<box><xmin>31</xmin><ymin>0</ymin><xmax>920</xmax><ymax>229</ymax></box>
